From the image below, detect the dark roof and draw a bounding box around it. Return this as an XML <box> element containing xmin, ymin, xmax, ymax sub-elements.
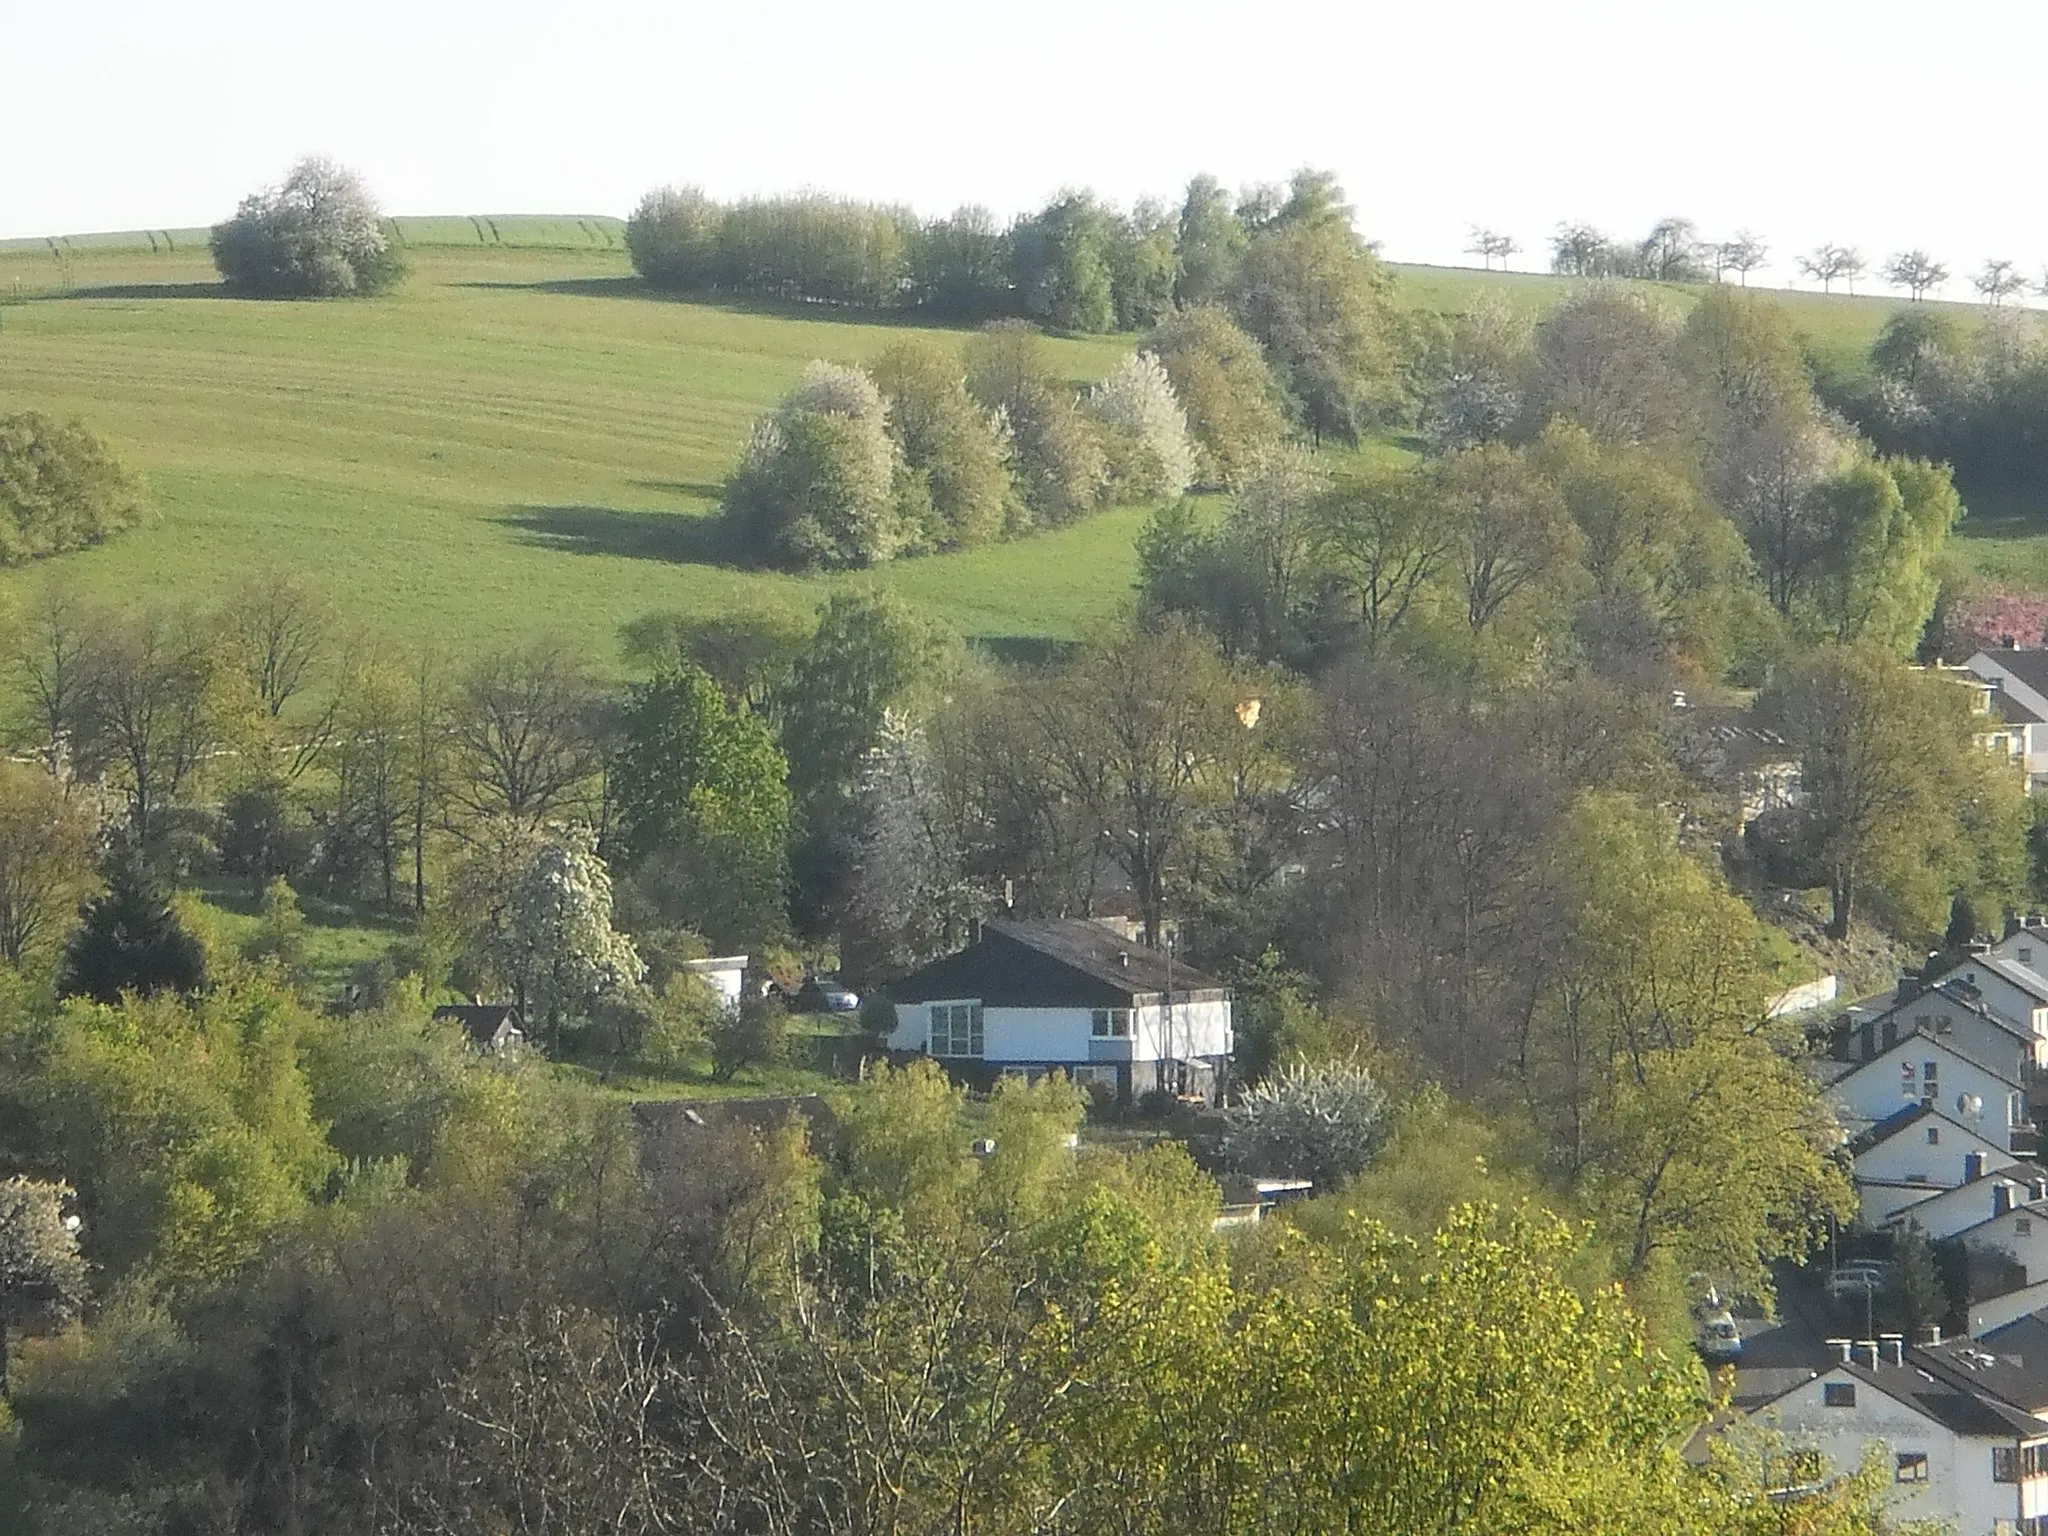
<box><xmin>1996</xmin><ymin>691</ymin><xmax>2047</xmax><ymax>726</ymax></box>
<box><xmin>886</xmin><ymin>920</ymin><xmax>1228</xmax><ymax>1008</ymax></box>
<box><xmin>1848</xmin><ymin>1102</ymin><xmax>1937</xmax><ymax>1157</ymax></box>
<box><xmin>433</xmin><ymin>1003</ymin><xmax>523</xmax><ymax>1044</ymax></box>
<box><xmin>1831</xmin><ymin>1026</ymin><xmax>2025</xmax><ymax>1091</ymax></box>
<box><xmin>1868</xmin><ymin>980</ymin><xmax>2032</xmax><ymax>1045</ymax></box>
<box><xmin>1919</xmin><ymin>1327</ymin><xmax>2048</xmax><ymax>1415</ymax></box>
<box><xmin>1760</xmin><ymin>1361</ymin><xmax>2048</xmax><ymax>1439</ymax></box>
<box><xmin>1952</xmin><ymin>950</ymin><xmax>2048</xmax><ymax>1005</ymax></box>
<box><xmin>1979</xmin><ymin>650</ymin><xmax>2048</xmax><ymax>700</ymax></box>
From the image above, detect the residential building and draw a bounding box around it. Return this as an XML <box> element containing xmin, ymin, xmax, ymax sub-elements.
<box><xmin>1825</xmin><ymin>1031</ymin><xmax>2030</xmax><ymax>1153</ymax></box>
<box><xmin>1749</xmin><ymin>1340</ymin><xmax>2048</xmax><ymax>1535</ymax></box>
<box><xmin>1927</xmin><ymin>952</ymin><xmax>2048</xmax><ymax>1044</ymax></box>
<box><xmin>884</xmin><ymin>919</ymin><xmax>1233</xmax><ymax>1103</ymax></box>
<box><xmin>681</xmin><ymin>954</ymin><xmax>749</xmax><ymax>1012</ymax></box>
<box><xmin>1850</xmin><ymin>1104</ymin><xmax>2019</xmax><ymax>1225</ymax></box>
<box><xmin>1845</xmin><ymin>980</ymin><xmax>2047</xmax><ymax>1075</ymax></box>
<box><xmin>1967</xmin><ymin>651</ymin><xmax>2048</xmax><ymax>793</ymax></box>
<box><xmin>1879</xmin><ymin>1164</ymin><xmax>2048</xmax><ymax>1246</ymax></box>
<box><xmin>432</xmin><ymin>1003</ymin><xmax>525</xmax><ymax>1055</ymax></box>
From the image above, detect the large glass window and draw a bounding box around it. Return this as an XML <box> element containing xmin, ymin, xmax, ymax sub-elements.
<box><xmin>1091</xmin><ymin>1007</ymin><xmax>1132</xmax><ymax>1038</ymax></box>
<box><xmin>931</xmin><ymin>1002</ymin><xmax>984</xmax><ymax>1058</ymax></box>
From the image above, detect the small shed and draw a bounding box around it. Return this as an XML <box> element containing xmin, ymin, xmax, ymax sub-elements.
<box><xmin>433</xmin><ymin>1003</ymin><xmax>526</xmax><ymax>1055</ymax></box>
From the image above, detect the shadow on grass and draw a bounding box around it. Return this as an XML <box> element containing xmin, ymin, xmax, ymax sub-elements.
<box><xmin>497</xmin><ymin>504</ymin><xmax>743</xmax><ymax>567</ymax></box>
<box><xmin>630</xmin><ymin>477</ymin><xmax>725</xmax><ymax>502</ymax></box>
<box><xmin>968</xmin><ymin>634</ymin><xmax>1082</xmax><ymax>668</ymax></box>
<box><xmin>28</xmin><ymin>281</ymin><xmax>227</xmax><ymax>301</ymax></box>
<box><xmin>453</xmin><ymin>276</ymin><xmax>985</xmax><ymax>333</ymax></box>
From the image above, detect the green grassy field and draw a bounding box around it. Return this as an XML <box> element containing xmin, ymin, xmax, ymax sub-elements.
<box><xmin>1</xmin><ymin>228</ymin><xmax>2041</xmax><ymax>668</ymax></box>
<box><xmin>0</xmin><ymin>232</ymin><xmax>1139</xmax><ymax>662</ymax></box>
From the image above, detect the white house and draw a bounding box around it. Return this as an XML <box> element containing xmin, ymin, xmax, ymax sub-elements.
<box><xmin>1850</xmin><ymin>1104</ymin><xmax>2019</xmax><ymax>1225</ymax></box>
<box><xmin>1952</xmin><ymin>1192</ymin><xmax>2048</xmax><ymax>1286</ymax></box>
<box><xmin>1847</xmin><ymin>981</ymin><xmax>2047</xmax><ymax>1074</ymax></box>
<box><xmin>1827</xmin><ymin>1032</ymin><xmax>2030</xmax><ymax>1152</ymax></box>
<box><xmin>885</xmin><ymin>919</ymin><xmax>1233</xmax><ymax>1104</ymax></box>
<box><xmin>1881</xmin><ymin>1165</ymin><xmax>2048</xmax><ymax>1245</ymax></box>
<box><xmin>1967</xmin><ymin>650</ymin><xmax>2048</xmax><ymax>793</ymax></box>
<box><xmin>1930</xmin><ymin>952</ymin><xmax>2048</xmax><ymax>1043</ymax></box>
<box><xmin>1749</xmin><ymin>1342</ymin><xmax>2048</xmax><ymax>1535</ymax></box>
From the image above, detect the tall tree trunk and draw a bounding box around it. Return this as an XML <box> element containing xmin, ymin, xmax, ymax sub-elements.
<box><xmin>1828</xmin><ymin>867</ymin><xmax>1855</xmax><ymax>941</ymax></box>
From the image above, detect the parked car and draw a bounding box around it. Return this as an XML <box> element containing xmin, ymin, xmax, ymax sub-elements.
<box><xmin>1826</xmin><ymin>1261</ymin><xmax>1893</xmax><ymax>1302</ymax></box>
<box><xmin>787</xmin><ymin>976</ymin><xmax>861</xmax><ymax>1014</ymax></box>
<box><xmin>1696</xmin><ymin>1308</ymin><xmax>1744</xmax><ymax>1364</ymax></box>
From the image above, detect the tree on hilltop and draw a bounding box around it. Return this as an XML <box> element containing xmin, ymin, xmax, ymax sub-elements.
<box><xmin>1798</xmin><ymin>243</ymin><xmax>1864</xmax><ymax>294</ymax></box>
<box><xmin>1715</xmin><ymin>231</ymin><xmax>1769</xmax><ymax>285</ymax></box>
<box><xmin>210</xmin><ymin>158</ymin><xmax>407</xmax><ymax>298</ymax></box>
<box><xmin>1883</xmin><ymin>250</ymin><xmax>1948</xmax><ymax>301</ymax></box>
<box><xmin>1976</xmin><ymin>259</ymin><xmax>2028</xmax><ymax>306</ymax></box>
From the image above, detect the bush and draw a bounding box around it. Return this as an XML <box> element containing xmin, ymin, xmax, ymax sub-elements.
<box><xmin>723</xmin><ymin>362</ymin><xmax>922</xmax><ymax>569</ymax></box>
<box><xmin>868</xmin><ymin>341</ymin><xmax>1014</xmax><ymax>550</ymax></box>
<box><xmin>241</xmin><ymin>877</ymin><xmax>308</xmax><ymax>978</ymax></box>
<box><xmin>210</xmin><ymin>158</ymin><xmax>406</xmax><ymax>298</ymax></box>
<box><xmin>58</xmin><ymin>862</ymin><xmax>208</xmax><ymax>1004</ymax></box>
<box><xmin>1149</xmin><ymin>306</ymin><xmax>1290</xmax><ymax>485</ymax></box>
<box><xmin>0</xmin><ymin>413</ymin><xmax>148</xmax><ymax>563</ymax></box>
<box><xmin>626</xmin><ymin>185</ymin><xmax>721</xmax><ymax>290</ymax></box>
<box><xmin>709</xmin><ymin>995</ymin><xmax>791</xmax><ymax>1082</ymax></box>
<box><xmin>1089</xmin><ymin>352</ymin><xmax>1197</xmax><ymax>502</ymax></box>
<box><xmin>1221</xmin><ymin>1057</ymin><xmax>1387</xmax><ymax>1189</ymax></box>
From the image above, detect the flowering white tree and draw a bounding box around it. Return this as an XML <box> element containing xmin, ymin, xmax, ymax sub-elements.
<box><xmin>1090</xmin><ymin>352</ymin><xmax>1197</xmax><ymax>502</ymax></box>
<box><xmin>724</xmin><ymin>361</ymin><xmax>916</xmax><ymax>568</ymax></box>
<box><xmin>1221</xmin><ymin>1057</ymin><xmax>1387</xmax><ymax>1190</ymax></box>
<box><xmin>209</xmin><ymin>158</ymin><xmax>405</xmax><ymax>297</ymax></box>
<box><xmin>1</xmin><ymin>1175</ymin><xmax>86</xmax><ymax>1387</ymax></box>
<box><xmin>844</xmin><ymin>711</ymin><xmax>988</xmax><ymax>974</ymax></box>
<box><xmin>489</xmin><ymin>828</ymin><xmax>645</xmax><ymax>1048</ymax></box>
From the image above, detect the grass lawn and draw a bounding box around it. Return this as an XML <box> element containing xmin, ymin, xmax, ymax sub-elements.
<box><xmin>0</xmin><ymin>233</ymin><xmax>1138</xmax><ymax>665</ymax></box>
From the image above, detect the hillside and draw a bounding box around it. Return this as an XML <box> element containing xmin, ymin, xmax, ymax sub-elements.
<box><xmin>1</xmin><ymin>225</ymin><xmax>2041</xmax><ymax>664</ymax></box>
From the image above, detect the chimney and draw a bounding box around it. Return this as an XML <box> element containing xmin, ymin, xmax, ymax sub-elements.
<box><xmin>1996</xmin><ymin>1183</ymin><xmax>2015</xmax><ymax>1218</ymax></box>
<box><xmin>1924</xmin><ymin>1324</ymin><xmax>1944</xmax><ymax>1347</ymax></box>
<box><xmin>1827</xmin><ymin>1338</ymin><xmax>1853</xmax><ymax>1364</ymax></box>
<box><xmin>1967</xmin><ymin>1151</ymin><xmax>1987</xmax><ymax>1182</ymax></box>
<box><xmin>1881</xmin><ymin>1333</ymin><xmax>1906</xmax><ymax>1367</ymax></box>
<box><xmin>1856</xmin><ymin>1340</ymin><xmax>1881</xmax><ymax>1369</ymax></box>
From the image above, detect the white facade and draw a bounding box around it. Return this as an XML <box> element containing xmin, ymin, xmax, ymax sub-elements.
<box><xmin>1956</xmin><ymin>1199</ymin><xmax>2048</xmax><ymax>1284</ymax></box>
<box><xmin>1885</xmin><ymin>1172</ymin><xmax>2047</xmax><ymax>1245</ymax></box>
<box><xmin>1971</xmin><ymin>1279</ymin><xmax>2048</xmax><ymax>1338</ymax></box>
<box><xmin>683</xmin><ymin>955</ymin><xmax>749</xmax><ymax>1012</ymax></box>
<box><xmin>1966</xmin><ymin>652</ymin><xmax>2048</xmax><ymax>792</ymax></box>
<box><xmin>1856</xmin><ymin>1114</ymin><xmax>2015</xmax><ymax>1191</ymax></box>
<box><xmin>889</xmin><ymin>996</ymin><xmax>1233</xmax><ymax>1067</ymax></box>
<box><xmin>1853</xmin><ymin>989</ymin><xmax>2046</xmax><ymax>1073</ymax></box>
<box><xmin>1828</xmin><ymin>1036</ymin><xmax>2027</xmax><ymax>1150</ymax></box>
<box><xmin>1755</xmin><ymin>1362</ymin><xmax>2048</xmax><ymax>1535</ymax></box>
<box><xmin>1936</xmin><ymin>956</ymin><xmax>2048</xmax><ymax>1043</ymax></box>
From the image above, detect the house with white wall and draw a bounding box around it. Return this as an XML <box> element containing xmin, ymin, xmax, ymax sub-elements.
<box><xmin>681</xmin><ymin>954</ymin><xmax>749</xmax><ymax>1013</ymax></box>
<box><xmin>1929</xmin><ymin>952</ymin><xmax>2048</xmax><ymax>1043</ymax></box>
<box><xmin>1826</xmin><ymin>1031</ymin><xmax>2030</xmax><ymax>1152</ymax></box>
<box><xmin>1851</xmin><ymin>1104</ymin><xmax>2019</xmax><ymax>1225</ymax></box>
<box><xmin>1967</xmin><ymin>650</ymin><xmax>2048</xmax><ymax>793</ymax></box>
<box><xmin>1749</xmin><ymin>1341</ymin><xmax>2048</xmax><ymax>1535</ymax></box>
<box><xmin>1849</xmin><ymin>980</ymin><xmax>2047</xmax><ymax>1074</ymax></box>
<box><xmin>1881</xmin><ymin>1165</ymin><xmax>2048</xmax><ymax>1245</ymax></box>
<box><xmin>885</xmin><ymin>919</ymin><xmax>1233</xmax><ymax>1104</ymax></box>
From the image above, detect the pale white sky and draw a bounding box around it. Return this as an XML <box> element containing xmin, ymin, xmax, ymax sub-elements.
<box><xmin>4</xmin><ymin>0</ymin><xmax>2044</xmax><ymax>289</ymax></box>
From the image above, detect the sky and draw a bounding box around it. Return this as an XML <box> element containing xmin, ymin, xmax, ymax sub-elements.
<box><xmin>5</xmin><ymin>0</ymin><xmax>2046</xmax><ymax>289</ymax></box>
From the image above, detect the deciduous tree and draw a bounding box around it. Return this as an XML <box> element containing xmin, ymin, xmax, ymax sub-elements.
<box><xmin>210</xmin><ymin>158</ymin><xmax>406</xmax><ymax>298</ymax></box>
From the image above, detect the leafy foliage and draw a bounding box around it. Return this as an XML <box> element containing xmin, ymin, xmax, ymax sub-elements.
<box><xmin>57</xmin><ymin>862</ymin><xmax>206</xmax><ymax>1004</ymax></box>
<box><xmin>210</xmin><ymin>158</ymin><xmax>406</xmax><ymax>298</ymax></box>
<box><xmin>1221</xmin><ymin>1055</ymin><xmax>1387</xmax><ymax>1187</ymax></box>
<box><xmin>0</xmin><ymin>414</ymin><xmax>149</xmax><ymax>564</ymax></box>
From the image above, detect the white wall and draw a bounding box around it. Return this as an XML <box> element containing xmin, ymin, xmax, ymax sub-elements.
<box><xmin>1831</xmin><ymin>1041</ymin><xmax>2025</xmax><ymax>1147</ymax></box>
<box><xmin>1755</xmin><ymin>1366</ymin><xmax>2043</xmax><ymax>1535</ymax></box>
<box><xmin>1941</xmin><ymin>963</ymin><xmax>2048</xmax><ymax>1042</ymax></box>
<box><xmin>1890</xmin><ymin>1177</ymin><xmax>2043</xmax><ymax>1244</ymax></box>
<box><xmin>889</xmin><ymin>998</ymin><xmax>1232</xmax><ymax>1064</ymax></box>
<box><xmin>1856</xmin><ymin>1119</ymin><xmax>2016</xmax><ymax>1190</ymax></box>
<box><xmin>1960</xmin><ymin>1201</ymin><xmax>2048</xmax><ymax>1284</ymax></box>
<box><xmin>1857</xmin><ymin>1180</ymin><xmax>1946</xmax><ymax>1226</ymax></box>
<box><xmin>1858</xmin><ymin>994</ymin><xmax>2044</xmax><ymax>1070</ymax></box>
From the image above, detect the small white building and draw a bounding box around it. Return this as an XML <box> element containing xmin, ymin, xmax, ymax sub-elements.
<box><xmin>885</xmin><ymin>919</ymin><xmax>1233</xmax><ymax>1104</ymax></box>
<box><xmin>1966</xmin><ymin>651</ymin><xmax>2048</xmax><ymax>793</ymax></box>
<box><xmin>681</xmin><ymin>954</ymin><xmax>749</xmax><ymax>1013</ymax></box>
<box><xmin>1881</xmin><ymin>1165</ymin><xmax>2048</xmax><ymax>1246</ymax></box>
<box><xmin>1848</xmin><ymin>980</ymin><xmax>2047</xmax><ymax>1075</ymax></box>
<box><xmin>1749</xmin><ymin>1341</ymin><xmax>2048</xmax><ymax>1535</ymax></box>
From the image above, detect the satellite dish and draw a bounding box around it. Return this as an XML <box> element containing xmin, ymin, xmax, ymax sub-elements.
<box><xmin>1960</xmin><ymin>1092</ymin><xmax>1984</xmax><ymax>1118</ymax></box>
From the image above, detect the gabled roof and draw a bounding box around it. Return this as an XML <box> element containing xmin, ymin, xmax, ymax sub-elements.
<box><xmin>1868</xmin><ymin>979</ymin><xmax>2033</xmax><ymax>1046</ymax></box>
<box><xmin>1945</xmin><ymin>950</ymin><xmax>2048</xmax><ymax>1007</ymax></box>
<box><xmin>1759</xmin><ymin>1361</ymin><xmax>2048</xmax><ymax>1439</ymax></box>
<box><xmin>433</xmin><ymin>1003</ymin><xmax>523</xmax><ymax>1045</ymax></box>
<box><xmin>886</xmin><ymin>920</ymin><xmax>1228</xmax><ymax>1008</ymax></box>
<box><xmin>1923</xmin><ymin>1325</ymin><xmax>2048</xmax><ymax>1415</ymax></box>
<box><xmin>1829</xmin><ymin>1026</ymin><xmax>2025</xmax><ymax>1093</ymax></box>
<box><xmin>1849</xmin><ymin>1100</ymin><xmax>2012</xmax><ymax>1160</ymax></box>
<box><xmin>1996</xmin><ymin>692</ymin><xmax>2046</xmax><ymax>726</ymax></box>
<box><xmin>1976</xmin><ymin>649</ymin><xmax>2048</xmax><ymax>701</ymax></box>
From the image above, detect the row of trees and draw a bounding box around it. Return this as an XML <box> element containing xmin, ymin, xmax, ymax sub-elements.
<box><xmin>722</xmin><ymin>318</ymin><xmax>1276</xmax><ymax>567</ymax></box>
<box><xmin>635</xmin><ymin>170</ymin><xmax>1407</xmax><ymax>445</ymax></box>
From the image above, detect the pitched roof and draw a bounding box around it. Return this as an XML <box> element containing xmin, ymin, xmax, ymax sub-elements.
<box><xmin>1978</xmin><ymin>649</ymin><xmax>2048</xmax><ymax>701</ymax></box>
<box><xmin>1828</xmin><ymin>1026</ymin><xmax>2025</xmax><ymax>1093</ymax></box>
<box><xmin>886</xmin><ymin>920</ymin><xmax>1228</xmax><ymax>1008</ymax></box>
<box><xmin>1762</xmin><ymin>1361</ymin><xmax>2048</xmax><ymax>1439</ymax></box>
<box><xmin>1952</xmin><ymin>950</ymin><xmax>2048</xmax><ymax>1006</ymax></box>
<box><xmin>1848</xmin><ymin>1102</ymin><xmax>1938</xmax><ymax>1157</ymax></box>
<box><xmin>433</xmin><ymin>1003</ymin><xmax>523</xmax><ymax>1044</ymax></box>
<box><xmin>1996</xmin><ymin>691</ymin><xmax>2047</xmax><ymax>726</ymax></box>
<box><xmin>1869</xmin><ymin>979</ymin><xmax>2033</xmax><ymax>1045</ymax></box>
<box><xmin>1921</xmin><ymin>1327</ymin><xmax>2048</xmax><ymax>1415</ymax></box>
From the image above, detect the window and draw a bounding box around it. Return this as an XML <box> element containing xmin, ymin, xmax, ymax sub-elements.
<box><xmin>1902</xmin><ymin>1062</ymin><xmax>1918</xmax><ymax>1098</ymax></box>
<box><xmin>2019</xmin><ymin>1217</ymin><xmax>2035</xmax><ymax>1238</ymax></box>
<box><xmin>1782</xmin><ymin>1449</ymin><xmax>1825</xmax><ymax>1485</ymax></box>
<box><xmin>1090</xmin><ymin>1007</ymin><xmax>1132</xmax><ymax>1038</ymax></box>
<box><xmin>2024</xmin><ymin>946</ymin><xmax>2036</xmax><ymax>965</ymax></box>
<box><xmin>1823</xmin><ymin>1382</ymin><xmax>1857</xmax><ymax>1408</ymax></box>
<box><xmin>1896</xmin><ymin>1452</ymin><xmax>1929</xmax><ymax>1484</ymax></box>
<box><xmin>930</xmin><ymin>1002</ymin><xmax>984</xmax><ymax>1058</ymax></box>
<box><xmin>1928</xmin><ymin>1126</ymin><xmax>1942</xmax><ymax>1145</ymax></box>
<box><xmin>1937</xmin><ymin>1017</ymin><xmax>1955</xmax><ymax>1034</ymax></box>
<box><xmin>1995</xmin><ymin>1445</ymin><xmax>2019</xmax><ymax>1483</ymax></box>
<box><xmin>2016</xmin><ymin>1092</ymin><xmax>2030</xmax><ymax>1129</ymax></box>
<box><xmin>1923</xmin><ymin>1061</ymin><xmax>1939</xmax><ymax>1103</ymax></box>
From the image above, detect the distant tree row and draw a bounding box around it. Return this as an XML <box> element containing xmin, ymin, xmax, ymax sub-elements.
<box><xmin>1851</xmin><ymin>304</ymin><xmax>2048</xmax><ymax>488</ymax></box>
<box><xmin>631</xmin><ymin>171</ymin><xmax>1406</xmax><ymax>443</ymax></box>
